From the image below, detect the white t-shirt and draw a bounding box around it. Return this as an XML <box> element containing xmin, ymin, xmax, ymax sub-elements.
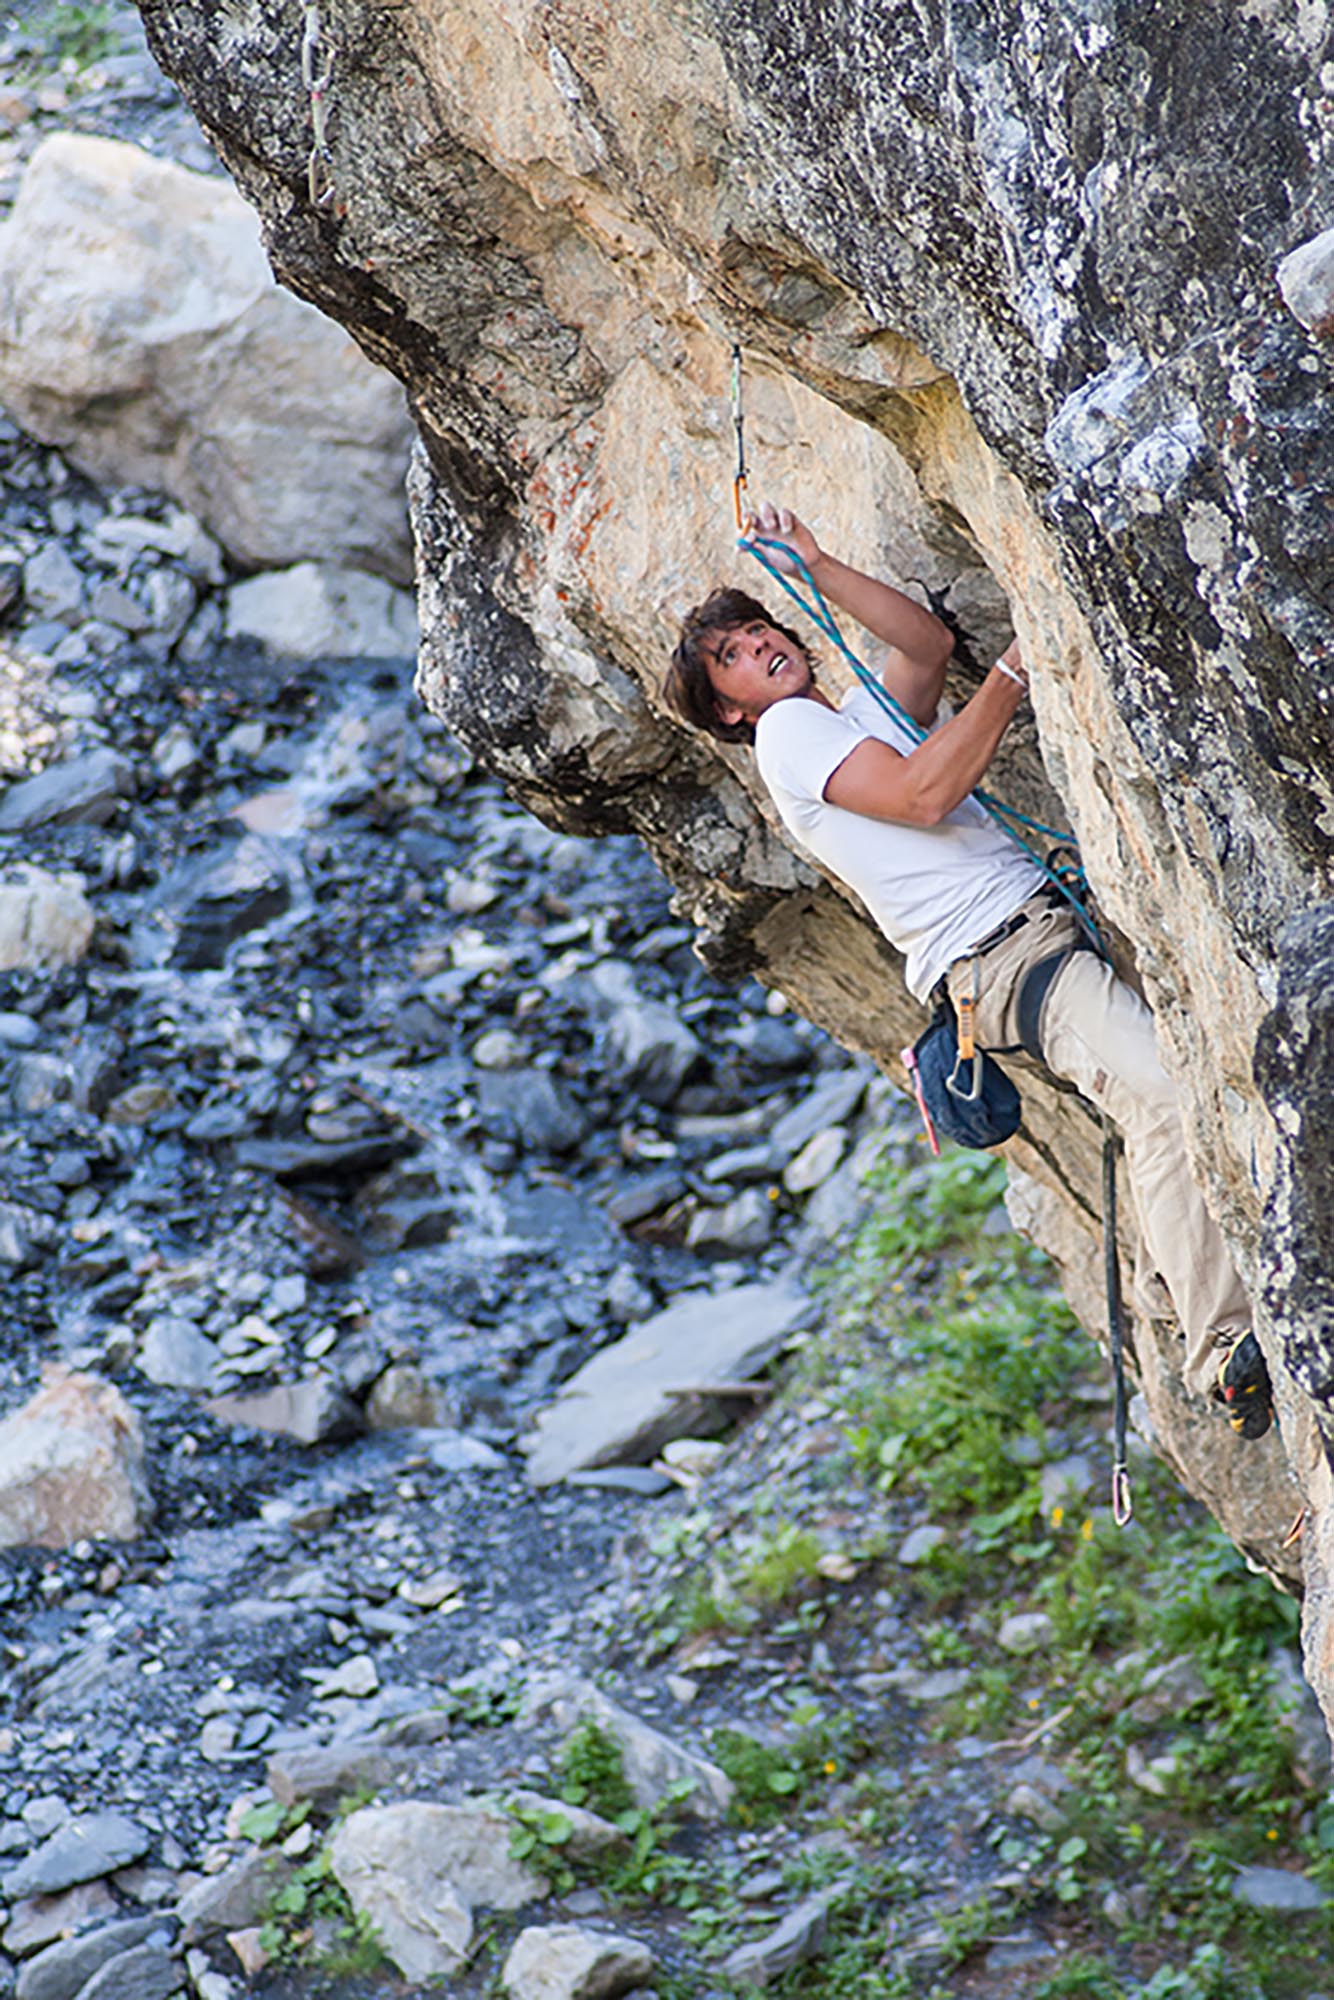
<box><xmin>755</xmin><ymin>683</ymin><xmax>1044</xmax><ymax>1000</ymax></box>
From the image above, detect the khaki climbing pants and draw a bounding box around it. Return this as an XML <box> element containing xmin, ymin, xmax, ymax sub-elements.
<box><xmin>945</xmin><ymin>890</ymin><xmax>1250</xmax><ymax>1400</ymax></box>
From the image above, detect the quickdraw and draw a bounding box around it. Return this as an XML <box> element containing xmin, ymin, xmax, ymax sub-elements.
<box><xmin>724</xmin><ymin>342</ymin><xmax>1133</xmax><ymax>1524</ymax></box>
<box><xmin>301</xmin><ymin>3</ymin><xmax>337</xmax><ymax>208</ymax></box>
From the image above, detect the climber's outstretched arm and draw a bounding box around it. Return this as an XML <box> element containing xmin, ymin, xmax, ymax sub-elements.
<box><xmin>741</xmin><ymin>501</ymin><xmax>953</xmax><ymax>727</ymax></box>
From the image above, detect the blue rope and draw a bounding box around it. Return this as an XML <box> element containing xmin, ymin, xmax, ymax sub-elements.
<box><xmin>742</xmin><ymin>534</ymin><xmax>1108</xmax><ymax>958</ymax></box>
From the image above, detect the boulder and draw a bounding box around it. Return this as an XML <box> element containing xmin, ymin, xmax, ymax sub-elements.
<box><xmin>502</xmin><ymin>1924</ymin><xmax>654</xmax><ymax>2000</ymax></box>
<box><xmin>0</xmin><ymin>866</ymin><xmax>95</xmax><ymax>973</ymax></box>
<box><xmin>523</xmin><ymin>1281</ymin><xmax>806</xmax><ymax>1485</ymax></box>
<box><xmin>0</xmin><ymin>750</ymin><xmax>133</xmax><ymax>833</ymax></box>
<box><xmin>0</xmin><ymin>133</ymin><xmax>413</xmax><ymax>577</ymax></box>
<box><xmin>15</xmin><ymin>1916</ymin><xmax>165</xmax><ymax>2000</ymax></box>
<box><xmin>535</xmin><ymin>1677</ymin><xmax>732</xmax><ymax>1821</ymax></box>
<box><xmin>224</xmin><ymin>562</ymin><xmax>417</xmax><ymax>658</ymax></box>
<box><xmin>0</xmin><ymin>1813</ymin><xmax>150</xmax><ymax>1901</ymax></box>
<box><xmin>329</xmin><ymin>1802</ymin><xmax>545</xmax><ymax>1981</ymax></box>
<box><xmin>0</xmin><ymin>1370</ymin><xmax>151</xmax><ymax>1550</ymax></box>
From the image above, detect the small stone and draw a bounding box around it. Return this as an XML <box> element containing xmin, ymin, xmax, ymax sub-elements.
<box><xmin>0</xmin><ymin>1370</ymin><xmax>151</xmax><ymax>1551</ymax></box>
<box><xmin>398</xmin><ymin>1569</ymin><xmax>466</xmax><ymax>1609</ymax></box>
<box><xmin>997</xmin><ymin>1611</ymin><xmax>1053</xmax><ymax>1655</ymax></box>
<box><xmin>311</xmin><ymin>1654</ymin><xmax>379</xmax><ymax>1699</ymax></box>
<box><xmin>77</xmin><ymin>1942</ymin><xmax>180</xmax><ymax>2000</ymax></box>
<box><xmin>782</xmin><ymin>1127</ymin><xmax>847</xmax><ymax>1194</ymax></box>
<box><xmin>0</xmin><ymin>866</ymin><xmax>96</xmax><ymax>970</ymax></box>
<box><xmin>199</xmin><ymin>1718</ymin><xmax>237</xmax><ymax>1763</ymax></box>
<box><xmin>329</xmin><ymin>1802</ymin><xmax>544</xmax><ymax>1981</ymax></box>
<box><xmin>0</xmin><ymin>750</ymin><xmax>132</xmax><ymax>831</ymax></box>
<box><xmin>685</xmin><ymin>1189</ymin><xmax>773</xmax><ymax>1255</ymax></box>
<box><xmin>177</xmin><ymin>1850</ymin><xmax>292</xmax><ymax>1943</ymax></box>
<box><xmin>138</xmin><ymin>1319</ymin><xmax>220</xmax><ymax>1392</ymax></box>
<box><xmin>1232</xmin><ymin>1864</ymin><xmax>1325</xmax><ymax>1911</ymax></box>
<box><xmin>4</xmin><ymin>1881</ymin><xmax>118</xmax><ymax>1957</ymax></box>
<box><xmin>897</xmin><ymin>1525</ymin><xmax>946</xmax><ymax>1566</ymax></box>
<box><xmin>472</xmin><ymin>1028</ymin><xmax>526</xmax><ymax>1069</ymax></box>
<box><xmin>1005</xmin><ymin>1782</ymin><xmax>1066</xmax><ymax>1831</ymax></box>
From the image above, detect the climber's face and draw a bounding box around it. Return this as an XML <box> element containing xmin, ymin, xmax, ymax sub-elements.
<box><xmin>701</xmin><ymin>617</ymin><xmax>814</xmax><ymax>726</ymax></box>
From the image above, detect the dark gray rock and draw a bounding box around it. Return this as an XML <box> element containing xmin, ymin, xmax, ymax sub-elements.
<box><xmin>152</xmin><ymin>834</ymin><xmax>294</xmax><ymax>970</ymax></box>
<box><xmin>176</xmin><ymin>1849</ymin><xmax>292</xmax><ymax>1942</ymax></box>
<box><xmin>476</xmin><ymin>1070</ymin><xmax>586</xmax><ymax>1154</ymax></box>
<box><xmin>67</xmin><ymin>1942</ymin><xmax>180</xmax><ymax>2000</ymax></box>
<box><xmin>16</xmin><ymin>1917</ymin><xmax>165</xmax><ymax>2000</ymax></box>
<box><xmin>720</xmin><ymin>1884</ymin><xmax>844</xmax><ymax>1987</ymax></box>
<box><xmin>0</xmin><ymin>1813</ymin><xmax>150</xmax><ymax>1901</ymax></box>
<box><xmin>266</xmin><ymin>1740</ymin><xmax>405</xmax><ymax>1808</ymax></box>
<box><xmin>0</xmin><ymin>749</ymin><xmax>133</xmax><ymax>831</ymax></box>
<box><xmin>605</xmin><ymin>999</ymin><xmax>702</xmax><ymax>1107</ymax></box>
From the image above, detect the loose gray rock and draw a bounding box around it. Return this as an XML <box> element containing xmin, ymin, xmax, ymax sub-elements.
<box><xmin>997</xmin><ymin>1611</ymin><xmax>1054</xmax><ymax>1655</ymax></box>
<box><xmin>476</xmin><ymin>1070</ymin><xmax>587</xmax><ymax>1154</ymax></box>
<box><xmin>177</xmin><ymin>1850</ymin><xmax>292</xmax><ymax>1943</ymax></box>
<box><xmin>0</xmin><ymin>1371</ymin><xmax>151</xmax><ymax>1551</ymax></box>
<box><xmin>1</xmin><ymin>1812</ymin><xmax>150</xmax><ymax>1901</ymax></box>
<box><xmin>77</xmin><ymin>1943</ymin><xmax>181</xmax><ymax>2000</ymax></box>
<box><xmin>16</xmin><ymin>1916</ymin><xmax>164</xmax><ymax>2000</ymax></box>
<box><xmin>266</xmin><ymin>1740</ymin><xmax>406</xmax><ymax>1809</ymax></box>
<box><xmin>537</xmin><ymin>1677</ymin><xmax>732</xmax><ymax>1820</ymax></box>
<box><xmin>501</xmin><ymin>1923</ymin><xmax>654</xmax><ymax>2000</ymax></box>
<box><xmin>0</xmin><ymin>866</ymin><xmax>96</xmax><ymax>971</ymax></box>
<box><xmin>1232</xmin><ymin>1864</ymin><xmax>1326</xmax><ymax>1911</ymax></box>
<box><xmin>524</xmin><ymin>1281</ymin><xmax>805</xmax><ymax>1485</ymax></box>
<box><xmin>204</xmin><ymin>1378</ymin><xmax>362</xmax><ymax>1445</ymax></box>
<box><xmin>685</xmin><ymin>1190</ymin><xmax>772</xmax><ymax>1255</ymax></box>
<box><xmin>137</xmin><ymin>1318</ymin><xmax>220</xmax><ymax>1392</ymax></box>
<box><xmin>720</xmin><ymin>1884</ymin><xmax>843</xmax><ymax>1987</ymax></box>
<box><xmin>22</xmin><ymin>543</ymin><xmax>84</xmax><ymax>622</ymax></box>
<box><xmin>605</xmin><ymin>999</ymin><xmax>701</xmax><ymax>1107</ymax></box>
<box><xmin>0</xmin><ymin>750</ymin><xmax>132</xmax><ymax>831</ymax></box>
<box><xmin>896</xmin><ymin>1525</ymin><xmax>946</xmax><ymax>1566</ymax></box>
<box><xmin>329</xmin><ymin>1802</ymin><xmax>545</xmax><ymax>1982</ymax></box>
<box><xmin>768</xmin><ymin>1073</ymin><xmax>867</xmax><ymax>1159</ymax></box>
<box><xmin>225</xmin><ymin>563</ymin><xmax>416</xmax><ymax>657</ymax></box>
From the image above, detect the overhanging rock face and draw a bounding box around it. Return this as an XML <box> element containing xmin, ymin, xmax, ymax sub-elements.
<box><xmin>137</xmin><ymin>0</ymin><xmax>1334</xmax><ymax>1723</ymax></box>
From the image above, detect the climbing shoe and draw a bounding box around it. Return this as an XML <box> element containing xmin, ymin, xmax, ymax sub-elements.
<box><xmin>1215</xmin><ymin>1332</ymin><xmax>1274</xmax><ymax>1440</ymax></box>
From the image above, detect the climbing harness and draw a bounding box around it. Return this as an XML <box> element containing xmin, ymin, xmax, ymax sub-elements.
<box><xmin>301</xmin><ymin>3</ymin><xmax>337</xmax><ymax>208</ymax></box>
<box><xmin>724</xmin><ymin>342</ymin><xmax>1134</xmax><ymax>1521</ymax></box>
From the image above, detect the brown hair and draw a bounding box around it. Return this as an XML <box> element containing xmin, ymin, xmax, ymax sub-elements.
<box><xmin>663</xmin><ymin>588</ymin><xmax>811</xmax><ymax>745</ymax></box>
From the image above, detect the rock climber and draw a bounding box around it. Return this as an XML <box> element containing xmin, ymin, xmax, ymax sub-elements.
<box><xmin>664</xmin><ymin>500</ymin><xmax>1273</xmax><ymax>1441</ymax></box>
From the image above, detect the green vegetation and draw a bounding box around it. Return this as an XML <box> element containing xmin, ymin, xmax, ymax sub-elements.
<box><xmin>629</xmin><ymin>1138</ymin><xmax>1331</xmax><ymax>1997</ymax></box>
<box><xmin>23</xmin><ymin>0</ymin><xmax>116</xmax><ymax>70</ymax></box>
<box><xmin>246</xmin><ymin>1795</ymin><xmax>387</xmax><ymax>1977</ymax></box>
<box><xmin>711</xmin><ymin>1708</ymin><xmax>861</xmax><ymax>1827</ymax></box>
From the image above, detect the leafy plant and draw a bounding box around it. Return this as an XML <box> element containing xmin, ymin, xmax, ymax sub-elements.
<box><xmin>558</xmin><ymin>1719</ymin><xmax>635</xmax><ymax>1820</ymax></box>
<box><xmin>32</xmin><ymin>0</ymin><xmax>115</xmax><ymax>68</ymax></box>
